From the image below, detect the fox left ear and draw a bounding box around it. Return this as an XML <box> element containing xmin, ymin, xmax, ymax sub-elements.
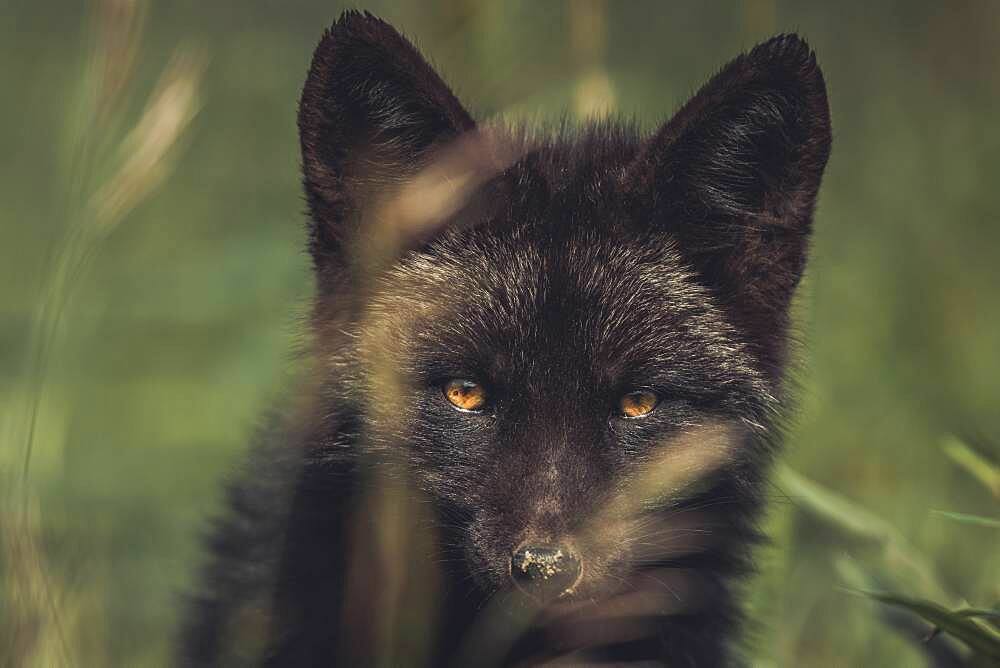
<box><xmin>630</xmin><ymin>34</ymin><xmax>831</xmax><ymax>354</ymax></box>
<box><xmin>298</xmin><ymin>11</ymin><xmax>477</xmax><ymax>283</ymax></box>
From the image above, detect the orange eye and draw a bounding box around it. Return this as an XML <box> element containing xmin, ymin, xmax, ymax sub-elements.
<box><xmin>443</xmin><ymin>379</ymin><xmax>488</xmax><ymax>412</ymax></box>
<box><xmin>619</xmin><ymin>390</ymin><xmax>658</xmax><ymax>418</ymax></box>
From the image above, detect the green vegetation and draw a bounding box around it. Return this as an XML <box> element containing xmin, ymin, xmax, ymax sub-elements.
<box><xmin>2</xmin><ymin>1</ymin><xmax>998</xmax><ymax>665</ymax></box>
<box><xmin>779</xmin><ymin>441</ymin><xmax>999</xmax><ymax>665</ymax></box>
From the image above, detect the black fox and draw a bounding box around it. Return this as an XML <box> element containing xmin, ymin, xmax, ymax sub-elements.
<box><xmin>179</xmin><ymin>11</ymin><xmax>831</xmax><ymax>667</ymax></box>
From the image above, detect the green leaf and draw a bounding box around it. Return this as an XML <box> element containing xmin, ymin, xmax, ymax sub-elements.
<box><xmin>955</xmin><ymin>608</ymin><xmax>1000</xmax><ymax>622</ymax></box>
<box><xmin>942</xmin><ymin>436</ymin><xmax>1000</xmax><ymax>498</ymax></box>
<box><xmin>833</xmin><ymin>554</ymin><xmax>877</xmax><ymax>592</ymax></box>
<box><xmin>854</xmin><ymin>590</ymin><xmax>1000</xmax><ymax>659</ymax></box>
<box><xmin>931</xmin><ymin>510</ymin><xmax>1000</xmax><ymax>529</ymax></box>
<box><xmin>778</xmin><ymin>465</ymin><xmax>951</xmax><ymax>602</ymax></box>
<box><xmin>778</xmin><ymin>465</ymin><xmax>893</xmax><ymax>540</ymax></box>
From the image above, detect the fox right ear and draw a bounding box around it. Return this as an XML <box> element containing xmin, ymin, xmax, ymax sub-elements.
<box><xmin>629</xmin><ymin>34</ymin><xmax>831</xmax><ymax>368</ymax></box>
<box><xmin>298</xmin><ymin>11</ymin><xmax>475</xmax><ymax>278</ymax></box>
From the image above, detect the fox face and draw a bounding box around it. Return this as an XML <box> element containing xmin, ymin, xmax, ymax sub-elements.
<box><xmin>300</xmin><ymin>9</ymin><xmax>828</xmax><ymax>598</ymax></box>
<box><xmin>352</xmin><ymin>186</ymin><xmax>777</xmax><ymax>606</ymax></box>
<box><xmin>222</xmin><ymin>10</ymin><xmax>832</xmax><ymax>665</ymax></box>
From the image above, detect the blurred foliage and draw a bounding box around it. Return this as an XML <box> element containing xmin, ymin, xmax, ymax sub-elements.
<box><xmin>2</xmin><ymin>1</ymin><xmax>999</xmax><ymax>665</ymax></box>
<box><xmin>858</xmin><ymin>591</ymin><xmax>1000</xmax><ymax>662</ymax></box>
<box><xmin>781</xmin><ymin>441</ymin><xmax>999</xmax><ymax>665</ymax></box>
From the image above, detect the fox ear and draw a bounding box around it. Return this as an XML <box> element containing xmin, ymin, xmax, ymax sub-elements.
<box><xmin>298</xmin><ymin>11</ymin><xmax>475</xmax><ymax>277</ymax></box>
<box><xmin>630</xmin><ymin>34</ymin><xmax>831</xmax><ymax>349</ymax></box>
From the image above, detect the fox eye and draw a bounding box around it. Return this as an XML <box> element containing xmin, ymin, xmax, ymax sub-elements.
<box><xmin>443</xmin><ymin>379</ymin><xmax>488</xmax><ymax>412</ymax></box>
<box><xmin>618</xmin><ymin>390</ymin><xmax>659</xmax><ymax>418</ymax></box>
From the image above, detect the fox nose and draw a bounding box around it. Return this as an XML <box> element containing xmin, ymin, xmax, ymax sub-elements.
<box><xmin>510</xmin><ymin>545</ymin><xmax>581</xmax><ymax>602</ymax></box>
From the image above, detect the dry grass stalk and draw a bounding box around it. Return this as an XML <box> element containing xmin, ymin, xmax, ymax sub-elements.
<box><xmin>92</xmin><ymin>47</ymin><xmax>205</xmax><ymax>233</ymax></box>
<box><xmin>570</xmin><ymin>0</ymin><xmax>615</xmax><ymax>119</ymax></box>
<box><xmin>2</xmin><ymin>2</ymin><xmax>204</xmax><ymax>664</ymax></box>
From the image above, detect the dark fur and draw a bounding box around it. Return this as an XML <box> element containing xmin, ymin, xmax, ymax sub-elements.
<box><xmin>178</xmin><ymin>11</ymin><xmax>831</xmax><ymax>667</ymax></box>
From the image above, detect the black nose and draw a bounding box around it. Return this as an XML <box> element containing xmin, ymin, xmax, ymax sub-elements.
<box><xmin>510</xmin><ymin>545</ymin><xmax>581</xmax><ymax>602</ymax></box>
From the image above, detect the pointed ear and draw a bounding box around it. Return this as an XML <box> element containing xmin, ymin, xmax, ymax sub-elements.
<box><xmin>298</xmin><ymin>11</ymin><xmax>476</xmax><ymax>276</ymax></box>
<box><xmin>630</xmin><ymin>34</ymin><xmax>831</xmax><ymax>353</ymax></box>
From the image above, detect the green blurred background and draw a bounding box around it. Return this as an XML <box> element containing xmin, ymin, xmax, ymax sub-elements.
<box><xmin>2</xmin><ymin>1</ymin><xmax>998</xmax><ymax>665</ymax></box>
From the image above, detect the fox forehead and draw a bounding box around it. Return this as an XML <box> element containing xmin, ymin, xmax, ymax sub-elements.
<box><xmin>359</xmin><ymin>224</ymin><xmax>768</xmax><ymax>400</ymax></box>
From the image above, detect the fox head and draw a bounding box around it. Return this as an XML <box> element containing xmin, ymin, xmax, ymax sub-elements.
<box><xmin>296</xmin><ymin>9</ymin><xmax>830</xmax><ymax>640</ymax></box>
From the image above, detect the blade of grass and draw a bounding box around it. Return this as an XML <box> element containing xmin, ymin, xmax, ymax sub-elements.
<box><xmin>777</xmin><ymin>465</ymin><xmax>951</xmax><ymax>603</ymax></box>
<box><xmin>851</xmin><ymin>590</ymin><xmax>1000</xmax><ymax>660</ymax></box>
<box><xmin>953</xmin><ymin>609</ymin><xmax>1000</xmax><ymax>623</ymax></box>
<box><xmin>931</xmin><ymin>510</ymin><xmax>1000</xmax><ymax>529</ymax></box>
<box><xmin>942</xmin><ymin>436</ymin><xmax>1000</xmax><ymax>498</ymax></box>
